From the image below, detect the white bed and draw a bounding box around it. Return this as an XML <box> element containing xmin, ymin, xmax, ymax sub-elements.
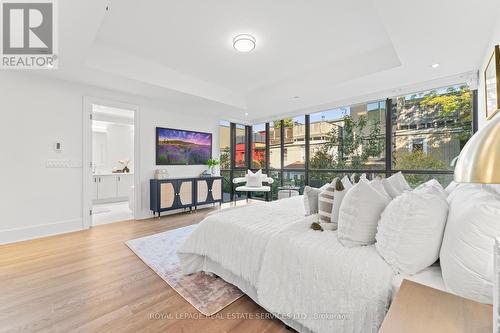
<box><xmin>177</xmin><ymin>196</ymin><xmax>446</xmax><ymax>333</ymax></box>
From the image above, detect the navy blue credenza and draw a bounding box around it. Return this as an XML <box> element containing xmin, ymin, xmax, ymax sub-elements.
<box><xmin>150</xmin><ymin>177</ymin><xmax>223</xmax><ymax>217</ymax></box>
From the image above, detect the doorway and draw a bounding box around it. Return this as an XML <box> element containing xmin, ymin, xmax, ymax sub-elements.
<box><xmin>83</xmin><ymin>97</ymin><xmax>140</xmax><ymax>228</ymax></box>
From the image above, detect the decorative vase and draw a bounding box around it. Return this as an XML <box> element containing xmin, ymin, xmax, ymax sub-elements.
<box><xmin>122</xmin><ymin>166</ymin><xmax>130</xmax><ymax>173</ymax></box>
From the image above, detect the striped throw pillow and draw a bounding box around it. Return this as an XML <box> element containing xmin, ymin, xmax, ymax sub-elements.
<box><xmin>318</xmin><ymin>178</ymin><xmax>338</xmax><ymax>224</ymax></box>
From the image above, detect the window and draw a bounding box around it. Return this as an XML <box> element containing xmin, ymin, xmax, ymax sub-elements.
<box><xmin>269</xmin><ymin>121</ymin><xmax>281</xmax><ymax>169</ymax></box>
<box><xmin>220</xmin><ymin>170</ymin><xmax>231</xmax><ymax>202</ymax></box>
<box><xmin>392</xmin><ymin>85</ymin><xmax>472</xmax><ymax>172</ymax></box>
<box><xmin>284</xmin><ymin>116</ymin><xmax>306</xmax><ymax>169</ymax></box>
<box><xmin>269</xmin><ymin>170</ymin><xmax>282</xmax><ymax>200</ymax></box>
<box><xmin>219</xmin><ymin>121</ymin><xmax>231</xmax><ymax>169</ymax></box>
<box><xmin>283</xmin><ymin>171</ymin><xmax>305</xmax><ymax>194</ymax></box>
<box><xmin>252</xmin><ymin>123</ymin><xmax>266</xmax><ymax>169</ymax></box>
<box><xmin>309</xmin><ymin>101</ymin><xmax>386</xmax><ymax>170</ymax></box>
<box><xmin>410</xmin><ymin>138</ymin><xmax>427</xmax><ymax>153</ymax></box>
<box><xmin>234</xmin><ymin>124</ymin><xmax>246</xmax><ymax>168</ymax></box>
<box><xmin>220</xmin><ymin>82</ymin><xmax>475</xmax><ymax>200</ymax></box>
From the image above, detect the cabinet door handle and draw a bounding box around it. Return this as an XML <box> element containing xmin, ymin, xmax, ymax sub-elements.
<box><xmin>99</xmin><ymin>177</ymin><xmax>101</xmax><ymax>183</ymax></box>
<box><xmin>118</xmin><ymin>176</ymin><xmax>121</xmax><ymax>181</ymax></box>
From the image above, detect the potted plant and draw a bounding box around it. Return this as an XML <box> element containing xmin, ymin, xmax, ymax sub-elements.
<box><xmin>207</xmin><ymin>159</ymin><xmax>219</xmax><ymax>176</ymax></box>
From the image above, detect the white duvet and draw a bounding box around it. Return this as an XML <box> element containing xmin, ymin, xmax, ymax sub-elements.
<box><xmin>177</xmin><ymin>196</ymin><xmax>308</xmax><ymax>286</ymax></box>
<box><xmin>177</xmin><ymin>196</ymin><xmax>394</xmax><ymax>333</ymax></box>
<box><xmin>257</xmin><ymin>221</ymin><xmax>394</xmax><ymax>333</ymax></box>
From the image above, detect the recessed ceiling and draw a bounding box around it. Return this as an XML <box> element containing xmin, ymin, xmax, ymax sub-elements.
<box><xmin>35</xmin><ymin>0</ymin><xmax>500</xmax><ymax>123</ymax></box>
<box><xmin>95</xmin><ymin>0</ymin><xmax>396</xmax><ymax>94</ymax></box>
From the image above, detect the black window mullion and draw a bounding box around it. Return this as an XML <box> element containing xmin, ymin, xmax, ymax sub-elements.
<box><xmin>385</xmin><ymin>98</ymin><xmax>393</xmax><ymax>178</ymax></box>
<box><xmin>472</xmin><ymin>89</ymin><xmax>478</xmax><ymax>134</ymax></box>
<box><xmin>304</xmin><ymin>115</ymin><xmax>310</xmax><ymax>186</ymax></box>
<box><xmin>280</xmin><ymin>120</ymin><xmax>285</xmax><ymax>186</ymax></box>
<box><xmin>246</xmin><ymin>125</ymin><xmax>252</xmax><ymax>170</ymax></box>
<box><xmin>265</xmin><ymin>123</ymin><xmax>270</xmax><ymax>174</ymax></box>
<box><xmin>246</xmin><ymin>125</ymin><xmax>252</xmax><ymax>200</ymax></box>
<box><xmin>230</xmin><ymin>123</ymin><xmax>236</xmax><ymax>201</ymax></box>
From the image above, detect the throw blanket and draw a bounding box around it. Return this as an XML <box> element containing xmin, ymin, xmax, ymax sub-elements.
<box><xmin>257</xmin><ymin>222</ymin><xmax>394</xmax><ymax>333</ymax></box>
<box><xmin>177</xmin><ymin>196</ymin><xmax>307</xmax><ymax>286</ymax></box>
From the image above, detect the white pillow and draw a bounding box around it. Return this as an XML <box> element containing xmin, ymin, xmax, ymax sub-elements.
<box><xmin>444</xmin><ymin>181</ymin><xmax>459</xmax><ymax>195</ymax></box>
<box><xmin>337</xmin><ymin>179</ymin><xmax>391</xmax><ymax>247</ymax></box>
<box><xmin>375</xmin><ymin>185</ymin><xmax>449</xmax><ymax>274</ymax></box>
<box><xmin>331</xmin><ymin>176</ymin><xmax>353</xmax><ymax>227</ymax></box>
<box><xmin>440</xmin><ymin>186</ymin><xmax>500</xmax><ymax>304</ymax></box>
<box><xmin>382</xmin><ymin>172</ymin><xmax>411</xmax><ymax>198</ymax></box>
<box><xmin>303</xmin><ymin>186</ymin><xmax>322</xmax><ymax>216</ymax></box>
<box><xmin>318</xmin><ymin>178</ymin><xmax>338</xmax><ymax>224</ymax></box>
<box><xmin>487</xmin><ymin>184</ymin><xmax>500</xmax><ymax>196</ymax></box>
<box><xmin>370</xmin><ymin>177</ymin><xmax>391</xmax><ymax>198</ymax></box>
<box><xmin>245</xmin><ymin>169</ymin><xmax>262</xmax><ymax>187</ymax></box>
<box><xmin>415</xmin><ymin>179</ymin><xmax>447</xmax><ymax>200</ymax></box>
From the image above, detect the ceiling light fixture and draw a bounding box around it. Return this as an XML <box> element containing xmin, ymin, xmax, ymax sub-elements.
<box><xmin>244</xmin><ymin>112</ymin><xmax>249</xmax><ymax>116</ymax></box>
<box><xmin>233</xmin><ymin>34</ymin><xmax>256</xmax><ymax>52</ymax></box>
<box><xmin>431</xmin><ymin>63</ymin><xmax>440</xmax><ymax>68</ymax></box>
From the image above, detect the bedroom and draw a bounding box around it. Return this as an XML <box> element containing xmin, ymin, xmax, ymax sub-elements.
<box><xmin>1</xmin><ymin>1</ymin><xmax>500</xmax><ymax>332</ymax></box>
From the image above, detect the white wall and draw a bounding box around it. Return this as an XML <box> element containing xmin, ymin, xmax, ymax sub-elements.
<box><xmin>93</xmin><ymin>123</ymin><xmax>134</xmax><ymax>173</ymax></box>
<box><xmin>477</xmin><ymin>7</ymin><xmax>500</xmax><ymax>128</ymax></box>
<box><xmin>0</xmin><ymin>72</ymin><xmax>219</xmax><ymax>244</ymax></box>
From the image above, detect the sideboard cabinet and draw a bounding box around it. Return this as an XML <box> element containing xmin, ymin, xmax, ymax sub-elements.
<box><xmin>150</xmin><ymin>176</ymin><xmax>223</xmax><ymax>217</ymax></box>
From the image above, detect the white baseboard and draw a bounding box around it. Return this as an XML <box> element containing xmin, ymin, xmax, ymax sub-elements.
<box><xmin>0</xmin><ymin>218</ymin><xmax>84</xmax><ymax>245</ymax></box>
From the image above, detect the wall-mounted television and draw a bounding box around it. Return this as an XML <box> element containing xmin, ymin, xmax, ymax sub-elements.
<box><xmin>156</xmin><ymin>127</ymin><xmax>212</xmax><ymax>165</ymax></box>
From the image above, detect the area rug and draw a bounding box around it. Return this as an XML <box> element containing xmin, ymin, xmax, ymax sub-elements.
<box><xmin>125</xmin><ymin>225</ymin><xmax>244</xmax><ymax>316</ymax></box>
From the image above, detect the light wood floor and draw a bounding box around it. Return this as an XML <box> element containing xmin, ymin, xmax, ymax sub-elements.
<box><xmin>0</xmin><ymin>203</ymin><xmax>290</xmax><ymax>333</ymax></box>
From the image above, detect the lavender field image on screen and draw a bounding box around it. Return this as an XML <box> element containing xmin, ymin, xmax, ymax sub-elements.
<box><xmin>156</xmin><ymin>128</ymin><xmax>212</xmax><ymax>165</ymax></box>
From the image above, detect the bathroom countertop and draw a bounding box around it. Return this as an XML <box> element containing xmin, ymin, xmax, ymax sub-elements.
<box><xmin>93</xmin><ymin>172</ymin><xmax>134</xmax><ymax>176</ymax></box>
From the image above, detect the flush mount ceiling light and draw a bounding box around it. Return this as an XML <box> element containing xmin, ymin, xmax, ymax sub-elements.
<box><xmin>233</xmin><ymin>34</ymin><xmax>256</xmax><ymax>52</ymax></box>
<box><xmin>431</xmin><ymin>63</ymin><xmax>440</xmax><ymax>68</ymax></box>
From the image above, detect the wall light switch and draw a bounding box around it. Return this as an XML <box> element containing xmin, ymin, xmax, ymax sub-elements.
<box><xmin>54</xmin><ymin>142</ymin><xmax>63</xmax><ymax>152</ymax></box>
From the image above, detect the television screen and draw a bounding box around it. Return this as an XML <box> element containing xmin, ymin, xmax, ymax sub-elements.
<box><xmin>156</xmin><ymin>127</ymin><xmax>212</xmax><ymax>165</ymax></box>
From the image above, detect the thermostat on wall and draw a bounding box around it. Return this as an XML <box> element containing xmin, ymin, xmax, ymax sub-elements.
<box><xmin>54</xmin><ymin>142</ymin><xmax>63</xmax><ymax>152</ymax></box>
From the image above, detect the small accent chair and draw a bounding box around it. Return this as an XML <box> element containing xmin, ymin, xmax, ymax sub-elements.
<box><xmin>233</xmin><ymin>170</ymin><xmax>274</xmax><ymax>202</ymax></box>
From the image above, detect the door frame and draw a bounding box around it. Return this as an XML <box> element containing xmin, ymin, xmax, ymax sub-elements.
<box><xmin>82</xmin><ymin>96</ymin><xmax>141</xmax><ymax>229</ymax></box>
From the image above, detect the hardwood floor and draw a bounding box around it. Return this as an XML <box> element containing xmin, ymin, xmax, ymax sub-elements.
<box><xmin>0</xmin><ymin>203</ymin><xmax>290</xmax><ymax>333</ymax></box>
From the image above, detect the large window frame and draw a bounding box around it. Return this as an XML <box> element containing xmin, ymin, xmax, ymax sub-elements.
<box><xmin>220</xmin><ymin>87</ymin><xmax>478</xmax><ymax>201</ymax></box>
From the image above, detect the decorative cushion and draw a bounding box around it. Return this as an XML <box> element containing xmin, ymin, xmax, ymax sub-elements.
<box><xmin>375</xmin><ymin>185</ymin><xmax>449</xmax><ymax>274</ymax></box>
<box><xmin>370</xmin><ymin>177</ymin><xmax>390</xmax><ymax>198</ymax></box>
<box><xmin>235</xmin><ymin>185</ymin><xmax>271</xmax><ymax>192</ymax></box>
<box><xmin>318</xmin><ymin>178</ymin><xmax>339</xmax><ymax>224</ymax></box>
<box><xmin>331</xmin><ymin>176</ymin><xmax>353</xmax><ymax>227</ymax></box>
<box><xmin>338</xmin><ymin>179</ymin><xmax>391</xmax><ymax>247</ymax></box>
<box><xmin>415</xmin><ymin>179</ymin><xmax>447</xmax><ymax>200</ymax></box>
<box><xmin>488</xmin><ymin>184</ymin><xmax>500</xmax><ymax>196</ymax></box>
<box><xmin>382</xmin><ymin>172</ymin><xmax>411</xmax><ymax>198</ymax></box>
<box><xmin>444</xmin><ymin>181</ymin><xmax>459</xmax><ymax>195</ymax></box>
<box><xmin>303</xmin><ymin>186</ymin><xmax>322</xmax><ymax>216</ymax></box>
<box><xmin>245</xmin><ymin>169</ymin><xmax>263</xmax><ymax>187</ymax></box>
<box><xmin>440</xmin><ymin>185</ymin><xmax>500</xmax><ymax>304</ymax></box>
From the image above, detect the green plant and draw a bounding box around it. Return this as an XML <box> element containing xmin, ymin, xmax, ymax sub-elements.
<box><xmin>207</xmin><ymin>159</ymin><xmax>219</xmax><ymax>167</ymax></box>
<box><xmin>273</xmin><ymin>118</ymin><xmax>294</xmax><ymax>128</ymax></box>
<box><xmin>393</xmin><ymin>150</ymin><xmax>448</xmax><ymax>187</ymax></box>
<box><xmin>219</xmin><ymin>148</ymin><xmax>230</xmax><ymax>169</ymax></box>
<box><xmin>310</xmin><ymin>115</ymin><xmax>383</xmax><ymax>170</ymax></box>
